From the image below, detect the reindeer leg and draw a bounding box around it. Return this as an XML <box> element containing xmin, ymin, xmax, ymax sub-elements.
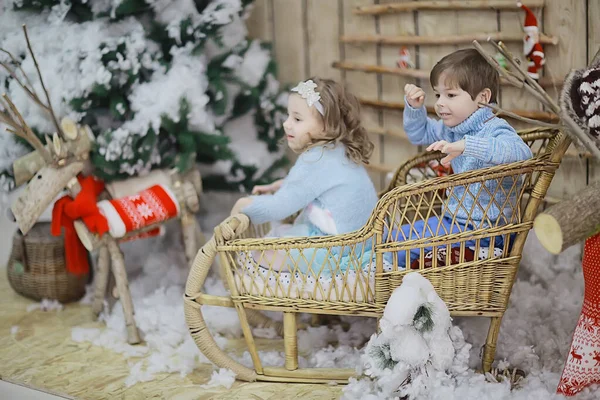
<box><xmin>92</xmin><ymin>244</ymin><xmax>110</xmax><ymax>316</ymax></box>
<box><xmin>106</xmin><ymin>237</ymin><xmax>141</xmax><ymax>344</ymax></box>
<box><xmin>194</xmin><ymin>217</ymin><xmax>206</xmax><ymax>250</ymax></box>
<box><xmin>181</xmin><ymin>212</ymin><xmax>199</xmax><ymax>267</ymax></box>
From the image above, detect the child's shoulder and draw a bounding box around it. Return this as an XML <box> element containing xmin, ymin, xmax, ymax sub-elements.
<box><xmin>484</xmin><ymin>115</ymin><xmax>518</xmax><ymax>135</ymax></box>
<box><xmin>300</xmin><ymin>143</ymin><xmax>346</xmax><ymax>164</ymax></box>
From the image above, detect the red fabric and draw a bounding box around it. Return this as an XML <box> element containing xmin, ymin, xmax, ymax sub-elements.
<box><xmin>51</xmin><ymin>175</ymin><xmax>107</xmax><ymax>275</ymax></box>
<box><xmin>526</xmin><ymin>42</ymin><xmax>545</xmax><ymax>79</ymax></box>
<box><xmin>396</xmin><ymin>47</ymin><xmax>414</xmax><ymax>69</ymax></box>
<box><xmin>557</xmin><ymin>232</ymin><xmax>600</xmax><ymax>396</ymax></box>
<box><xmin>108</xmin><ymin>185</ymin><xmax>178</xmax><ymax>233</ymax></box>
<box><xmin>410</xmin><ymin>247</ymin><xmax>475</xmax><ymax>270</ymax></box>
<box><xmin>518</xmin><ymin>3</ymin><xmax>538</xmax><ymax>28</ymax></box>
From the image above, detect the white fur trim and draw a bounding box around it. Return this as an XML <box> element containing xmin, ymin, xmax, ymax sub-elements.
<box><xmin>159</xmin><ymin>184</ymin><xmax>181</xmax><ymax>216</ymax></box>
<box><xmin>523</xmin><ymin>26</ymin><xmax>539</xmax><ymax>32</ymax></box>
<box><xmin>97</xmin><ymin>200</ymin><xmax>127</xmax><ymax>238</ymax></box>
<box><xmin>523</xmin><ymin>41</ymin><xmax>535</xmax><ymax>56</ymax></box>
<box><xmin>532</xmin><ymin>51</ymin><xmax>545</xmax><ymax>58</ymax></box>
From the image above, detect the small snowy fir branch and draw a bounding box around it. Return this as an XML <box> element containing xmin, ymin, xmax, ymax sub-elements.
<box><xmin>413</xmin><ymin>303</ymin><xmax>434</xmax><ymax>334</ymax></box>
<box><xmin>367</xmin><ymin>340</ymin><xmax>398</xmax><ymax>371</ymax></box>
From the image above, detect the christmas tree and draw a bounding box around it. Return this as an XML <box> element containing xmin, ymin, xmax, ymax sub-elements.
<box><xmin>0</xmin><ymin>0</ymin><xmax>288</xmax><ymax>193</ymax></box>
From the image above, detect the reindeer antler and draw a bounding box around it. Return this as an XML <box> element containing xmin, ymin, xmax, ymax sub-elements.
<box><xmin>0</xmin><ymin>25</ymin><xmax>65</xmax><ymax>141</ymax></box>
<box><xmin>472</xmin><ymin>40</ymin><xmax>558</xmax><ymax>112</ymax></box>
<box><xmin>491</xmin><ymin>40</ymin><xmax>560</xmax><ymax>114</ymax></box>
<box><xmin>22</xmin><ymin>25</ymin><xmax>64</xmax><ymax>139</ymax></box>
<box><xmin>472</xmin><ymin>39</ymin><xmax>600</xmax><ymax>160</ymax></box>
<box><xmin>0</xmin><ymin>93</ymin><xmax>52</xmax><ymax>162</ymax></box>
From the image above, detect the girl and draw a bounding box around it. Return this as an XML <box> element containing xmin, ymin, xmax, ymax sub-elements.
<box><xmin>230</xmin><ymin>77</ymin><xmax>378</xmax><ymax>275</ymax></box>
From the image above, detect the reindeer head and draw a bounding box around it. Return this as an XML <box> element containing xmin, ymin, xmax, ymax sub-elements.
<box><xmin>1</xmin><ymin>26</ymin><xmax>94</xmax><ymax>234</ymax></box>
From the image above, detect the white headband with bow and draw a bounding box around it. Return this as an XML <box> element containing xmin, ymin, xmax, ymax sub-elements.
<box><xmin>291</xmin><ymin>79</ymin><xmax>324</xmax><ymax>116</ymax></box>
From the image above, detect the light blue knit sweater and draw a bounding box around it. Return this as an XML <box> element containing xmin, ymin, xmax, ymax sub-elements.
<box><xmin>242</xmin><ymin>144</ymin><xmax>378</xmax><ymax>234</ymax></box>
<box><xmin>403</xmin><ymin>104</ymin><xmax>533</xmax><ymax>228</ymax></box>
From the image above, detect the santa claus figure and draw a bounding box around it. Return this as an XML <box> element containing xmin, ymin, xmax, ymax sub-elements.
<box><xmin>396</xmin><ymin>46</ymin><xmax>415</xmax><ymax>69</ymax></box>
<box><xmin>518</xmin><ymin>2</ymin><xmax>545</xmax><ymax>80</ymax></box>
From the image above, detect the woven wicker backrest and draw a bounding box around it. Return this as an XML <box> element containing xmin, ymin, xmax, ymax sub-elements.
<box><xmin>370</xmin><ymin>127</ymin><xmax>570</xmax><ymax>311</ymax></box>
<box><xmin>387</xmin><ymin>127</ymin><xmax>560</xmax><ymax>191</ymax></box>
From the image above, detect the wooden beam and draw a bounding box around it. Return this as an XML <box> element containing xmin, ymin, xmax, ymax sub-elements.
<box><xmin>361</xmin><ymin>99</ymin><xmax>589</xmax><ymax>159</ymax></box>
<box><xmin>333</xmin><ymin>61</ymin><xmax>428</xmax><ymax>79</ymax></box>
<box><xmin>354</xmin><ymin>0</ymin><xmax>545</xmax><ymax>15</ymax></box>
<box><xmin>332</xmin><ymin>61</ymin><xmax>562</xmax><ymax>88</ymax></box>
<box><xmin>534</xmin><ymin>180</ymin><xmax>600</xmax><ymax>254</ymax></box>
<box><xmin>340</xmin><ymin>32</ymin><xmax>558</xmax><ymax>46</ymax></box>
<box><xmin>358</xmin><ymin>97</ymin><xmax>560</xmax><ymax>122</ymax></box>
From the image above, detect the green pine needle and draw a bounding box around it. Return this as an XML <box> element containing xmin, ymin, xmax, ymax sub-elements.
<box><xmin>413</xmin><ymin>303</ymin><xmax>435</xmax><ymax>333</ymax></box>
<box><xmin>369</xmin><ymin>342</ymin><xmax>398</xmax><ymax>371</ymax></box>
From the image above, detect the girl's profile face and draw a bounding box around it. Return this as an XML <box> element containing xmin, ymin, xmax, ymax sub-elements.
<box><xmin>282</xmin><ymin>93</ymin><xmax>325</xmax><ymax>153</ymax></box>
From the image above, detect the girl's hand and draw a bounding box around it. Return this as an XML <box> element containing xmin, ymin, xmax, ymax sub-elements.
<box><xmin>404</xmin><ymin>84</ymin><xmax>426</xmax><ymax>109</ymax></box>
<box><xmin>426</xmin><ymin>140</ymin><xmax>465</xmax><ymax>167</ymax></box>
<box><xmin>230</xmin><ymin>197</ymin><xmax>253</xmax><ymax>216</ymax></box>
<box><xmin>251</xmin><ymin>178</ymin><xmax>284</xmax><ymax>195</ymax></box>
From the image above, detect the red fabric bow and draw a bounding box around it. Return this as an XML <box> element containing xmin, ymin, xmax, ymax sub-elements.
<box><xmin>51</xmin><ymin>175</ymin><xmax>108</xmax><ymax>275</ymax></box>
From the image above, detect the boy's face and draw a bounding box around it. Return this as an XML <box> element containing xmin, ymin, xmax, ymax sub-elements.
<box><xmin>283</xmin><ymin>93</ymin><xmax>324</xmax><ymax>153</ymax></box>
<box><xmin>433</xmin><ymin>73</ymin><xmax>489</xmax><ymax>128</ymax></box>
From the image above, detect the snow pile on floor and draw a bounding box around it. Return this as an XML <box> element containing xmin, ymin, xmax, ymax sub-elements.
<box><xmin>69</xmin><ymin>192</ymin><xmax>599</xmax><ymax>398</ymax></box>
<box><xmin>27</xmin><ymin>299</ymin><xmax>64</xmax><ymax>312</ymax></box>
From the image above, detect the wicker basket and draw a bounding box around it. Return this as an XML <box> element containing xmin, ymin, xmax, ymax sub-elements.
<box><xmin>7</xmin><ymin>222</ymin><xmax>88</xmax><ymax>303</ymax></box>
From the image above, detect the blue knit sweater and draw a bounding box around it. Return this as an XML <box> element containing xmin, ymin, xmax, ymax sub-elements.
<box><xmin>403</xmin><ymin>104</ymin><xmax>533</xmax><ymax>228</ymax></box>
<box><xmin>242</xmin><ymin>144</ymin><xmax>378</xmax><ymax>234</ymax></box>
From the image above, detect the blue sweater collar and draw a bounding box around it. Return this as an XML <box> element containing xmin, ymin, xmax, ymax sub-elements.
<box><xmin>449</xmin><ymin>106</ymin><xmax>495</xmax><ymax>136</ymax></box>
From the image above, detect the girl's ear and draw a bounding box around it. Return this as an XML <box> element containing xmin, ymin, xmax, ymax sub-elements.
<box><xmin>477</xmin><ymin>88</ymin><xmax>492</xmax><ymax>106</ymax></box>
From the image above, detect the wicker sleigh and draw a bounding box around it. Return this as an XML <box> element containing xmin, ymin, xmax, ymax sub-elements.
<box><xmin>184</xmin><ymin>126</ymin><xmax>570</xmax><ymax>383</ymax></box>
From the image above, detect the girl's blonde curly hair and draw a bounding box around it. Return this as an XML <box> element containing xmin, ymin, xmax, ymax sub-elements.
<box><xmin>307</xmin><ymin>77</ymin><xmax>374</xmax><ymax>164</ymax></box>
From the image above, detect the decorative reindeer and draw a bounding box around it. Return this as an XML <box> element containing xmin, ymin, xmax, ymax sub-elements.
<box><xmin>1</xmin><ymin>26</ymin><xmax>205</xmax><ymax>344</ymax></box>
<box><xmin>593</xmin><ymin>350</ymin><xmax>600</xmax><ymax>367</ymax></box>
<box><xmin>570</xmin><ymin>346</ymin><xmax>584</xmax><ymax>364</ymax></box>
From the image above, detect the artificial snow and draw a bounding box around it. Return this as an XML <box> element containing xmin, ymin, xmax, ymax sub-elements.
<box><xmin>57</xmin><ymin>192</ymin><xmax>598</xmax><ymax>398</ymax></box>
<box><xmin>200</xmin><ymin>368</ymin><xmax>237</xmax><ymax>389</ymax></box>
<box><xmin>26</xmin><ymin>299</ymin><xmax>64</xmax><ymax>312</ymax></box>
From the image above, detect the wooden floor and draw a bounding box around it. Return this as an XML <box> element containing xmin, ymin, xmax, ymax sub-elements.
<box><xmin>0</xmin><ymin>267</ymin><xmax>343</xmax><ymax>400</ymax></box>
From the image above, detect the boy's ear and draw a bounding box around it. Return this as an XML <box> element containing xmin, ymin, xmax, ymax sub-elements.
<box><xmin>477</xmin><ymin>88</ymin><xmax>492</xmax><ymax>105</ymax></box>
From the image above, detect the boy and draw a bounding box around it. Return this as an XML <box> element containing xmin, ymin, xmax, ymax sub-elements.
<box><xmin>394</xmin><ymin>49</ymin><xmax>532</xmax><ymax>264</ymax></box>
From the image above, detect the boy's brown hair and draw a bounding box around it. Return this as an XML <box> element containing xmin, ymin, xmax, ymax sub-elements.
<box><xmin>430</xmin><ymin>48</ymin><xmax>499</xmax><ymax>103</ymax></box>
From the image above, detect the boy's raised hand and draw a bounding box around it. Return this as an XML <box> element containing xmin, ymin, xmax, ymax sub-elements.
<box><xmin>404</xmin><ymin>84</ymin><xmax>425</xmax><ymax>109</ymax></box>
<box><xmin>426</xmin><ymin>139</ymin><xmax>465</xmax><ymax>167</ymax></box>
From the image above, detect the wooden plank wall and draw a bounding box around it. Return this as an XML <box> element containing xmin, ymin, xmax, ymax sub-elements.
<box><xmin>246</xmin><ymin>0</ymin><xmax>599</xmax><ymax>196</ymax></box>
